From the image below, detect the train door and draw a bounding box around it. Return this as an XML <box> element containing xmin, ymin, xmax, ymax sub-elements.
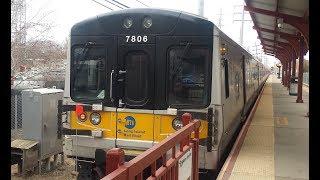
<box><xmin>112</xmin><ymin>43</ymin><xmax>155</xmax><ymax>148</ymax></box>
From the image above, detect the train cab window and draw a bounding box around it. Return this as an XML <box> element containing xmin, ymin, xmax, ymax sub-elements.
<box><xmin>124</xmin><ymin>51</ymin><xmax>149</xmax><ymax>105</ymax></box>
<box><xmin>72</xmin><ymin>46</ymin><xmax>105</xmax><ymax>101</ymax></box>
<box><xmin>167</xmin><ymin>47</ymin><xmax>210</xmax><ymax>107</ymax></box>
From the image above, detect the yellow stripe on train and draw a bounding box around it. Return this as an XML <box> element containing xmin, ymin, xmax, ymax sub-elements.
<box><xmin>70</xmin><ymin>111</ymin><xmax>208</xmax><ymax>141</ymax></box>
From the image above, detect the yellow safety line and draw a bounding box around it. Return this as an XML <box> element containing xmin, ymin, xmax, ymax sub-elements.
<box><xmin>217</xmin><ymin>76</ymin><xmax>275</xmax><ymax>180</ymax></box>
<box><xmin>228</xmin><ymin>76</ymin><xmax>275</xmax><ymax>180</ymax></box>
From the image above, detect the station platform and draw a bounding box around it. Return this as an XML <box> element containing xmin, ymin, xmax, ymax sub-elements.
<box><xmin>217</xmin><ymin>75</ymin><xmax>309</xmax><ymax>180</ymax></box>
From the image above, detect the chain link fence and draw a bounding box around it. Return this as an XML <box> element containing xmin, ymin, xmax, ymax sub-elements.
<box><xmin>11</xmin><ymin>89</ymin><xmax>23</xmax><ymax>140</ymax></box>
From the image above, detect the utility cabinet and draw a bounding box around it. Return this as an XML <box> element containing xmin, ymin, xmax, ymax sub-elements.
<box><xmin>22</xmin><ymin>88</ymin><xmax>64</xmax><ymax>159</ymax></box>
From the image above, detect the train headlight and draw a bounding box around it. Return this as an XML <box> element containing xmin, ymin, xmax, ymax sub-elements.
<box><xmin>90</xmin><ymin>112</ymin><xmax>101</xmax><ymax>125</ymax></box>
<box><xmin>78</xmin><ymin>113</ymin><xmax>87</xmax><ymax>122</ymax></box>
<box><xmin>142</xmin><ymin>17</ymin><xmax>152</xmax><ymax>29</ymax></box>
<box><xmin>123</xmin><ymin>17</ymin><xmax>133</xmax><ymax>29</ymax></box>
<box><xmin>172</xmin><ymin>117</ymin><xmax>183</xmax><ymax>130</ymax></box>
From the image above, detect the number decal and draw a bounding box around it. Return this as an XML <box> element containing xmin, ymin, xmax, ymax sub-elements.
<box><xmin>143</xmin><ymin>36</ymin><xmax>148</xmax><ymax>42</ymax></box>
<box><xmin>125</xmin><ymin>36</ymin><xmax>148</xmax><ymax>43</ymax></box>
<box><xmin>126</xmin><ymin>36</ymin><xmax>130</xmax><ymax>42</ymax></box>
<box><xmin>137</xmin><ymin>36</ymin><xmax>142</xmax><ymax>42</ymax></box>
<box><xmin>131</xmin><ymin>36</ymin><xmax>136</xmax><ymax>42</ymax></box>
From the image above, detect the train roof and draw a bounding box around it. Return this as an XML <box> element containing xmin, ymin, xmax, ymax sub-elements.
<box><xmin>70</xmin><ymin>8</ymin><xmax>268</xmax><ymax>69</ymax></box>
<box><xmin>214</xmin><ymin>25</ymin><xmax>267</xmax><ymax>67</ymax></box>
<box><xmin>71</xmin><ymin>8</ymin><xmax>213</xmax><ymax>36</ymax></box>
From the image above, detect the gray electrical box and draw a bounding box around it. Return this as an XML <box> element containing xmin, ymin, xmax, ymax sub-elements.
<box><xmin>22</xmin><ymin>88</ymin><xmax>64</xmax><ymax>159</ymax></box>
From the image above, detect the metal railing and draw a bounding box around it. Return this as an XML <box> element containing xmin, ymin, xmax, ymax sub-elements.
<box><xmin>102</xmin><ymin>113</ymin><xmax>201</xmax><ymax>180</ymax></box>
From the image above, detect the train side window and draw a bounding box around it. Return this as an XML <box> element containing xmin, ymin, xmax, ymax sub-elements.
<box><xmin>225</xmin><ymin>60</ymin><xmax>229</xmax><ymax>98</ymax></box>
<box><xmin>167</xmin><ymin>46</ymin><xmax>210</xmax><ymax>107</ymax></box>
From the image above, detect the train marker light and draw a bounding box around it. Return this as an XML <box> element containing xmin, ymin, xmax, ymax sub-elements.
<box><xmin>78</xmin><ymin>113</ymin><xmax>87</xmax><ymax>122</ymax></box>
<box><xmin>76</xmin><ymin>104</ymin><xmax>84</xmax><ymax>116</ymax></box>
<box><xmin>143</xmin><ymin>17</ymin><xmax>152</xmax><ymax>28</ymax></box>
<box><xmin>172</xmin><ymin>117</ymin><xmax>183</xmax><ymax>130</ymax></box>
<box><xmin>220</xmin><ymin>44</ymin><xmax>228</xmax><ymax>55</ymax></box>
<box><xmin>76</xmin><ymin>104</ymin><xmax>86</xmax><ymax>121</ymax></box>
<box><xmin>90</xmin><ymin>112</ymin><xmax>101</xmax><ymax>125</ymax></box>
<box><xmin>123</xmin><ymin>17</ymin><xmax>133</xmax><ymax>29</ymax></box>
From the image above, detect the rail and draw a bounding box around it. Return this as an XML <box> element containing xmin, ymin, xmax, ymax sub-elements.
<box><xmin>102</xmin><ymin>113</ymin><xmax>201</xmax><ymax>180</ymax></box>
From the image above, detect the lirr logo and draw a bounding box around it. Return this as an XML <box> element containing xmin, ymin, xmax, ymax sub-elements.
<box><xmin>125</xmin><ymin>116</ymin><xmax>136</xmax><ymax>129</ymax></box>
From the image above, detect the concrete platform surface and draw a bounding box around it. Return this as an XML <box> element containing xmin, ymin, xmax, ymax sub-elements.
<box><xmin>217</xmin><ymin>75</ymin><xmax>309</xmax><ymax>180</ymax></box>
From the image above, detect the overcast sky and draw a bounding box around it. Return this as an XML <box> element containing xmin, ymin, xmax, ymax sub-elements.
<box><xmin>25</xmin><ymin>0</ymin><xmax>309</xmax><ymax>66</ymax></box>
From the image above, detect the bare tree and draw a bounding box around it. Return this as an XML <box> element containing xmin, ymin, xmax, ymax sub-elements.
<box><xmin>11</xmin><ymin>0</ymin><xmax>67</xmax><ymax>88</ymax></box>
<box><xmin>11</xmin><ymin>0</ymin><xmax>62</xmax><ymax>76</ymax></box>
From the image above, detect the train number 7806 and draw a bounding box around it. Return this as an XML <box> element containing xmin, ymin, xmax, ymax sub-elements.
<box><xmin>125</xmin><ymin>35</ymin><xmax>148</xmax><ymax>43</ymax></box>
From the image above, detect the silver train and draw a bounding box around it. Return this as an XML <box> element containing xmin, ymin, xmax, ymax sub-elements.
<box><xmin>62</xmin><ymin>8</ymin><xmax>270</xmax><ymax>179</ymax></box>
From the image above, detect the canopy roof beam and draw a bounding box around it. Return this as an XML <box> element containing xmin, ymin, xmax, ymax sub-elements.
<box><xmin>244</xmin><ymin>5</ymin><xmax>309</xmax><ymax>47</ymax></box>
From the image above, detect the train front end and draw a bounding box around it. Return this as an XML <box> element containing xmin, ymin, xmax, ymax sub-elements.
<box><xmin>64</xmin><ymin>8</ymin><xmax>214</xmax><ymax>178</ymax></box>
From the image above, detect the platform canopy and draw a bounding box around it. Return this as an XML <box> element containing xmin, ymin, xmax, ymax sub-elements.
<box><xmin>244</xmin><ymin>0</ymin><xmax>309</xmax><ymax>60</ymax></box>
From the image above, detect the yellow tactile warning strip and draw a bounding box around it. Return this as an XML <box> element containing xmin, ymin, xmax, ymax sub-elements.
<box><xmin>217</xmin><ymin>76</ymin><xmax>275</xmax><ymax>180</ymax></box>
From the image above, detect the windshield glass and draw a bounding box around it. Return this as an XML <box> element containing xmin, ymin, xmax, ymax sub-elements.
<box><xmin>72</xmin><ymin>45</ymin><xmax>105</xmax><ymax>101</ymax></box>
<box><xmin>167</xmin><ymin>47</ymin><xmax>210</xmax><ymax>107</ymax></box>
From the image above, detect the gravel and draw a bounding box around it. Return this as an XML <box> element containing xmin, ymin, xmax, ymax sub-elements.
<box><xmin>11</xmin><ymin>157</ymin><xmax>77</xmax><ymax>180</ymax></box>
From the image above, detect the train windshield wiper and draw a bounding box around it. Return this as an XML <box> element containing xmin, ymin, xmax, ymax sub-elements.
<box><xmin>181</xmin><ymin>42</ymin><xmax>192</xmax><ymax>58</ymax></box>
<box><xmin>73</xmin><ymin>42</ymin><xmax>93</xmax><ymax>88</ymax></box>
<box><xmin>172</xmin><ymin>42</ymin><xmax>192</xmax><ymax>75</ymax></box>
